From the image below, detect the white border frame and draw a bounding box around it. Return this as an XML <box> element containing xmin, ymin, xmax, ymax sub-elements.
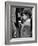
<box><xmin>5</xmin><ymin>2</ymin><xmax>37</xmax><ymax>44</ymax></box>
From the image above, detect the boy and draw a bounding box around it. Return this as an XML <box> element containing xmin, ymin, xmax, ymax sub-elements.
<box><xmin>20</xmin><ymin>8</ymin><xmax>32</xmax><ymax>37</ymax></box>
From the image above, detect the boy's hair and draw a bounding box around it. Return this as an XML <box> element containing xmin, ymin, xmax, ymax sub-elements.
<box><xmin>21</xmin><ymin>8</ymin><xmax>32</xmax><ymax>18</ymax></box>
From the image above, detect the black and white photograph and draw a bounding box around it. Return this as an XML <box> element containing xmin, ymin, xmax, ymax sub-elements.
<box><xmin>5</xmin><ymin>2</ymin><xmax>37</xmax><ymax>44</ymax></box>
<box><xmin>11</xmin><ymin>7</ymin><xmax>32</xmax><ymax>38</ymax></box>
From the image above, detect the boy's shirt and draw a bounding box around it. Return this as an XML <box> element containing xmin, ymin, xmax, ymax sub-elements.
<box><xmin>21</xmin><ymin>18</ymin><xmax>32</xmax><ymax>37</ymax></box>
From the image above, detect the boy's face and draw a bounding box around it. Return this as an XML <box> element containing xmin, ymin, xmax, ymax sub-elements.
<box><xmin>22</xmin><ymin>14</ymin><xmax>28</xmax><ymax>20</ymax></box>
<box><xmin>17</xmin><ymin>12</ymin><xmax>29</xmax><ymax>24</ymax></box>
